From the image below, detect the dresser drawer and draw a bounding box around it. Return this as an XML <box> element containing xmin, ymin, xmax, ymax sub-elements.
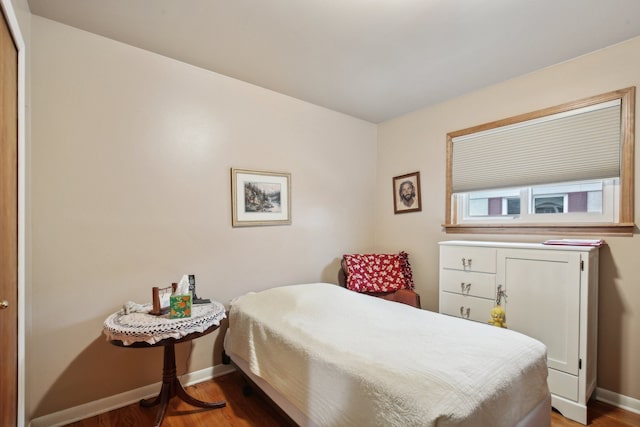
<box><xmin>439</xmin><ymin>292</ymin><xmax>495</xmax><ymax>323</ymax></box>
<box><xmin>440</xmin><ymin>269</ymin><xmax>496</xmax><ymax>299</ymax></box>
<box><xmin>440</xmin><ymin>245</ymin><xmax>496</xmax><ymax>273</ymax></box>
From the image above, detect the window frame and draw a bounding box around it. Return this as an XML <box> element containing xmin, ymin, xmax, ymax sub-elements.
<box><xmin>444</xmin><ymin>87</ymin><xmax>635</xmax><ymax>236</ymax></box>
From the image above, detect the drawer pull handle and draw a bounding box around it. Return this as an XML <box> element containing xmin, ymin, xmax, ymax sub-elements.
<box><xmin>461</xmin><ymin>258</ymin><xmax>473</xmax><ymax>268</ymax></box>
<box><xmin>460</xmin><ymin>282</ymin><xmax>471</xmax><ymax>294</ymax></box>
<box><xmin>459</xmin><ymin>306</ymin><xmax>471</xmax><ymax>319</ymax></box>
<box><xmin>496</xmin><ymin>284</ymin><xmax>507</xmax><ymax>305</ymax></box>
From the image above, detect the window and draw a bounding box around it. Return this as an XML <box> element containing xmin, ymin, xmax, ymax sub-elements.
<box><xmin>445</xmin><ymin>87</ymin><xmax>635</xmax><ymax>236</ymax></box>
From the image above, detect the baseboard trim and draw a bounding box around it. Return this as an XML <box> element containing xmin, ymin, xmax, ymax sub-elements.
<box><xmin>28</xmin><ymin>364</ymin><xmax>236</xmax><ymax>427</ymax></box>
<box><xmin>595</xmin><ymin>387</ymin><xmax>640</xmax><ymax>415</ymax></box>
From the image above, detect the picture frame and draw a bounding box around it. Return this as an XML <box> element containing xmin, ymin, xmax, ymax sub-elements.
<box><xmin>393</xmin><ymin>171</ymin><xmax>422</xmax><ymax>214</ymax></box>
<box><xmin>150</xmin><ymin>283</ymin><xmax>177</xmax><ymax>316</ymax></box>
<box><xmin>231</xmin><ymin>168</ymin><xmax>291</xmax><ymax>227</ymax></box>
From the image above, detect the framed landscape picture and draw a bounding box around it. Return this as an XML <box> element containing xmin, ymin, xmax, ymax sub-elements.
<box><xmin>393</xmin><ymin>171</ymin><xmax>422</xmax><ymax>214</ymax></box>
<box><xmin>231</xmin><ymin>168</ymin><xmax>291</xmax><ymax>227</ymax></box>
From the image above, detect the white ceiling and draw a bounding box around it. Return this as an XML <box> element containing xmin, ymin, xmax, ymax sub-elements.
<box><xmin>27</xmin><ymin>0</ymin><xmax>640</xmax><ymax>123</ymax></box>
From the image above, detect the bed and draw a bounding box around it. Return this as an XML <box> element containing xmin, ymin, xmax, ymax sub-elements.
<box><xmin>224</xmin><ymin>283</ymin><xmax>551</xmax><ymax>427</ymax></box>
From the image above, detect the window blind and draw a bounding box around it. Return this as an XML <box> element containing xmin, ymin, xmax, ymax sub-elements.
<box><xmin>451</xmin><ymin>100</ymin><xmax>621</xmax><ymax>193</ymax></box>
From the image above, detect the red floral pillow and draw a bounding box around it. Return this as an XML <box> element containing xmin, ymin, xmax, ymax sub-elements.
<box><xmin>343</xmin><ymin>252</ymin><xmax>414</xmax><ymax>293</ymax></box>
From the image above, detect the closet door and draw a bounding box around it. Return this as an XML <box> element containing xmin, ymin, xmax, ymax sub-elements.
<box><xmin>497</xmin><ymin>249</ymin><xmax>581</xmax><ymax>375</ymax></box>
<box><xmin>0</xmin><ymin>7</ymin><xmax>18</xmax><ymax>427</ymax></box>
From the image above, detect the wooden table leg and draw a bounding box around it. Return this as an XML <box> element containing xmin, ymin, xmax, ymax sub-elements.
<box><xmin>140</xmin><ymin>343</ymin><xmax>226</xmax><ymax>426</ymax></box>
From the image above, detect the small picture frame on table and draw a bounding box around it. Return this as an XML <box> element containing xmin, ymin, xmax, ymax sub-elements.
<box><xmin>150</xmin><ymin>283</ymin><xmax>177</xmax><ymax>316</ymax></box>
<box><xmin>393</xmin><ymin>171</ymin><xmax>422</xmax><ymax>214</ymax></box>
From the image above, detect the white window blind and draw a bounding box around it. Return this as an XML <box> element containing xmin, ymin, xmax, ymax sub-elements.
<box><xmin>451</xmin><ymin>100</ymin><xmax>621</xmax><ymax>193</ymax></box>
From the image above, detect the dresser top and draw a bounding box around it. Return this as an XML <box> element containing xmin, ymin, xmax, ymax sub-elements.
<box><xmin>439</xmin><ymin>240</ymin><xmax>601</xmax><ymax>252</ymax></box>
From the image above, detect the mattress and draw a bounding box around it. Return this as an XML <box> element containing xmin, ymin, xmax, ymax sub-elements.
<box><xmin>226</xmin><ymin>283</ymin><xmax>550</xmax><ymax>427</ymax></box>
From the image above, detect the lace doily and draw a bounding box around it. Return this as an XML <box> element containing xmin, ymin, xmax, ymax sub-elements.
<box><xmin>103</xmin><ymin>301</ymin><xmax>226</xmax><ymax>345</ymax></box>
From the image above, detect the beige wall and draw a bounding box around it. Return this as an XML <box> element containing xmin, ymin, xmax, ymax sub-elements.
<box><xmin>29</xmin><ymin>16</ymin><xmax>377</xmax><ymax>419</ymax></box>
<box><xmin>376</xmin><ymin>36</ymin><xmax>640</xmax><ymax>400</ymax></box>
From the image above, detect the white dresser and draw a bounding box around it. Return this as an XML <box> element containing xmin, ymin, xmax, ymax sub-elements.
<box><xmin>439</xmin><ymin>240</ymin><xmax>599</xmax><ymax>425</ymax></box>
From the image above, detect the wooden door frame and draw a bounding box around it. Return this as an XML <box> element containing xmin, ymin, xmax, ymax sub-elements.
<box><xmin>0</xmin><ymin>1</ymin><xmax>25</xmax><ymax>426</ymax></box>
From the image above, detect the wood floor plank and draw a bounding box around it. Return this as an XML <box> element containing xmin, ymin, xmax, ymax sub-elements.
<box><xmin>63</xmin><ymin>371</ymin><xmax>640</xmax><ymax>427</ymax></box>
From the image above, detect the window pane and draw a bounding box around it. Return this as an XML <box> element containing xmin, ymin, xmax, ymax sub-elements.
<box><xmin>587</xmin><ymin>191</ymin><xmax>602</xmax><ymax>213</ymax></box>
<box><xmin>534</xmin><ymin>196</ymin><xmax>565</xmax><ymax>214</ymax></box>
<box><xmin>469</xmin><ymin>198</ymin><xmax>488</xmax><ymax>216</ymax></box>
<box><xmin>568</xmin><ymin>192</ymin><xmax>587</xmax><ymax>212</ymax></box>
<box><xmin>467</xmin><ymin>190</ymin><xmax>521</xmax><ymax>217</ymax></box>
<box><xmin>531</xmin><ymin>181</ymin><xmax>603</xmax><ymax>214</ymax></box>
<box><xmin>488</xmin><ymin>197</ymin><xmax>502</xmax><ymax>216</ymax></box>
<box><xmin>507</xmin><ymin>198</ymin><xmax>520</xmax><ymax>215</ymax></box>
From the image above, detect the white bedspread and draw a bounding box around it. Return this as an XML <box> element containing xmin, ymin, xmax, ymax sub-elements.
<box><xmin>227</xmin><ymin>283</ymin><xmax>549</xmax><ymax>427</ymax></box>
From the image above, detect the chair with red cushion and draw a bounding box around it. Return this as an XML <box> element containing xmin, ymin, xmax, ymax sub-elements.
<box><xmin>338</xmin><ymin>252</ymin><xmax>421</xmax><ymax>309</ymax></box>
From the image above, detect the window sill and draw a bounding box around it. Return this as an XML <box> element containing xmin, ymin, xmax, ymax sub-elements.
<box><xmin>442</xmin><ymin>223</ymin><xmax>635</xmax><ymax>237</ymax></box>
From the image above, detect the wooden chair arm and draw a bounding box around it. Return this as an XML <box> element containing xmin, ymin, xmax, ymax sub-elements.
<box><xmin>390</xmin><ymin>288</ymin><xmax>421</xmax><ymax>309</ymax></box>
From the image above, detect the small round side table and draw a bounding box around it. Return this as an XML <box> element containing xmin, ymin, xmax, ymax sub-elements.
<box><xmin>103</xmin><ymin>301</ymin><xmax>226</xmax><ymax>427</ymax></box>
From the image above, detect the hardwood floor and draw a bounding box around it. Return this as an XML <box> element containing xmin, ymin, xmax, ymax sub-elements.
<box><xmin>552</xmin><ymin>401</ymin><xmax>640</xmax><ymax>427</ymax></box>
<box><xmin>62</xmin><ymin>371</ymin><xmax>294</xmax><ymax>427</ymax></box>
<box><xmin>64</xmin><ymin>371</ymin><xmax>640</xmax><ymax>426</ymax></box>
